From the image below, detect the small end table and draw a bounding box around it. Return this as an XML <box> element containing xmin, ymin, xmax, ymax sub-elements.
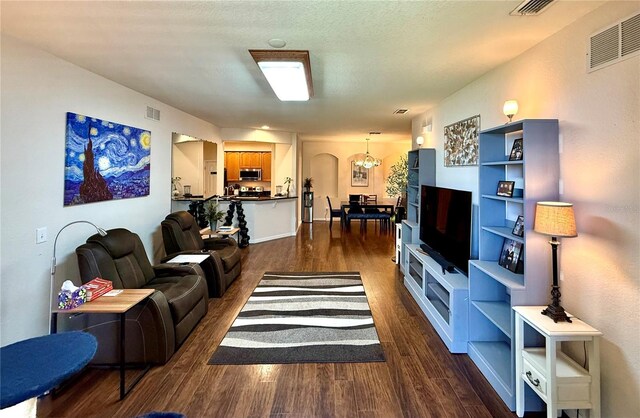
<box><xmin>200</xmin><ymin>226</ymin><xmax>240</xmax><ymax>241</ymax></box>
<box><xmin>51</xmin><ymin>288</ymin><xmax>155</xmax><ymax>400</ymax></box>
<box><xmin>514</xmin><ymin>306</ymin><xmax>602</xmax><ymax>418</ymax></box>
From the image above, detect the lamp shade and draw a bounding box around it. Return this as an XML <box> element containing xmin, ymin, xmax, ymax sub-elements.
<box><xmin>534</xmin><ymin>202</ymin><xmax>577</xmax><ymax>237</ymax></box>
<box><xmin>416</xmin><ymin>136</ymin><xmax>424</xmax><ymax>146</ymax></box>
<box><xmin>503</xmin><ymin>100</ymin><xmax>519</xmax><ymax>117</ymax></box>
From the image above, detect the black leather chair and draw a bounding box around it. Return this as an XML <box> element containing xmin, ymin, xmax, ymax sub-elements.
<box><xmin>75</xmin><ymin>228</ymin><xmax>208</xmax><ymax>365</ymax></box>
<box><xmin>161</xmin><ymin>211</ymin><xmax>241</xmax><ymax>297</ymax></box>
<box><xmin>326</xmin><ymin>196</ymin><xmax>343</xmax><ymax>229</ymax></box>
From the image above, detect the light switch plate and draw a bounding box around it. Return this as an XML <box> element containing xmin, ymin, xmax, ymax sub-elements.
<box><xmin>36</xmin><ymin>227</ymin><xmax>47</xmax><ymax>244</ymax></box>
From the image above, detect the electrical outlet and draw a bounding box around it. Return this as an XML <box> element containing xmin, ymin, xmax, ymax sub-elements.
<box><xmin>36</xmin><ymin>227</ymin><xmax>48</xmax><ymax>244</ymax></box>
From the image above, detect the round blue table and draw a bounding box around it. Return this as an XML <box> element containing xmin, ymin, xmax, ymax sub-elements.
<box><xmin>0</xmin><ymin>331</ymin><xmax>97</xmax><ymax>410</ymax></box>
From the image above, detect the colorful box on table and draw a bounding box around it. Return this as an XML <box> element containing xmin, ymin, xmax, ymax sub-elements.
<box><xmin>58</xmin><ymin>287</ymin><xmax>87</xmax><ymax>310</ymax></box>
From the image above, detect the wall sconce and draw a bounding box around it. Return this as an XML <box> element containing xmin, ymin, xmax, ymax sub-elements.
<box><xmin>503</xmin><ymin>100</ymin><xmax>519</xmax><ymax>123</ymax></box>
<box><xmin>416</xmin><ymin>136</ymin><xmax>424</xmax><ymax>148</ymax></box>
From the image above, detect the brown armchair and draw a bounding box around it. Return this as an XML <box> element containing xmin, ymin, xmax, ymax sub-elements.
<box><xmin>75</xmin><ymin>228</ymin><xmax>208</xmax><ymax>365</ymax></box>
<box><xmin>161</xmin><ymin>211</ymin><xmax>242</xmax><ymax>297</ymax></box>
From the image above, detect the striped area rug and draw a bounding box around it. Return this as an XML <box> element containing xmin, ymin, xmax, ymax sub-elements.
<box><xmin>208</xmin><ymin>272</ymin><xmax>385</xmax><ymax>364</ymax></box>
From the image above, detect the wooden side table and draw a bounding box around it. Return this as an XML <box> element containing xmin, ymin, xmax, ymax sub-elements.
<box><xmin>51</xmin><ymin>289</ymin><xmax>155</xmax><ymax>400</ymax></box>
<box><xmin>514</xmin><ymin>306</ymin><xmax>602</xmax><ymax>418</ymax></box>
<box><xmin>200</xmin><ymin>226</ymin><xmax>240</xmax><ymax>241</ymax></box>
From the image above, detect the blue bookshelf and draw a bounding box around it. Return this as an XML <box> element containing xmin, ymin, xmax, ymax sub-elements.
<box><xmin>468</xmin><ymin>119</ymin><xmax>559</xmax><ymax>410</ymax></box>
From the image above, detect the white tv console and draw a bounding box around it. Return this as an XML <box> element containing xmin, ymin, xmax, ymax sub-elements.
<box><xmin>402</xmin><ymin>243</ymin><xmax>469</xmax><ymax>353</ymax></box>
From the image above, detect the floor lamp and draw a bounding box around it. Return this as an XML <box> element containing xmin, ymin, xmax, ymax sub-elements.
<box><xmin>533</xmin><ymin>202</ymin><xmax>577</xmax><ymax>323</ymax></box>
<box><xmin>49</xmin><ymin>221</ymin><xmax>107</xmax><ymax>333</ymax></box>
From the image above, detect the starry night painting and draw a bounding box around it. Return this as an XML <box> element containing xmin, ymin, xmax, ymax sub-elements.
<box><xmin>64</xmin><ymin>112</ymin><xmax>150</xmax><ymax>206</ymax></box>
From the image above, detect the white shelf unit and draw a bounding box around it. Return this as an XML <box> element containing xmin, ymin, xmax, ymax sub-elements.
<box><xmin>514</xmin><ymin>306</ymin><xmax>602</xmax><ymax>418</ymax></box>
<box><xmin>403</xmin><ymin>244</ymin><xmax>469</xmax><ymax>353</ymax></box>
<box><xmin>468</xmin><ymin>119</ymin><xmax>559</xmax><ymax>410</ymax></box>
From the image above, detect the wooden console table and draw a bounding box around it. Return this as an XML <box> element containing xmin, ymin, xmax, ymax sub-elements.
<box><xmin>51</xmin><ymin>289</ymin><xmax>155</xmax><ymax>400</ymax></box>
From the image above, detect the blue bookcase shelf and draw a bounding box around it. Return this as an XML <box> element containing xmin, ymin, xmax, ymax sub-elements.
<box><xmin>468</xmin><ymin>119</ymin><xmax>559</xmax><ymax>411</ymax></box>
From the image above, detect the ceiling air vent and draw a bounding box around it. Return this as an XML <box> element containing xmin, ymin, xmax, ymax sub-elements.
<box><xmin>145</xmin><ymin>106</ymin><xmax>160</xmax><ymax>121</ymax></box>
<box><xmin>369</xmin><ymin>131</ymin><xmax>382</xmax><ymax>135</ymax></box>
<box><xmin>510</xmin><ymin>0</ymin><xmax>555</xmax><ymax>16</ymax></box>
<box><xmin>588</xmin><ymin>13</ymin><xmax>640</xmax><ymax>72</ymax></box>
<box><xmin>393</xmin><ymin>109</ymin><xmax>409</xmax><ymax>115</ymax></box>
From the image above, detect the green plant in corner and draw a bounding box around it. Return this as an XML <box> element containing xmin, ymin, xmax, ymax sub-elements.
<box><xmin>204</xmin><ymin>200</ymin><xmax>225</xmax><ymax>230</ymax></box>
<box><xmin>385</xmin><ymin>154</ymin><xmax>408</xmax><ymax>198</ymax></box>
<box><xmin>303</xmin><ymin>177</ymin><xmax>313</xmax><ymax>191</ymax></box>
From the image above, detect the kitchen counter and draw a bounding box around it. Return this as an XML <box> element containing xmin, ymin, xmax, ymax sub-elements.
<box><xmin>171</xmin><ymin>196</ymin><xmax>298</xmax><ymax>244</ymax></box>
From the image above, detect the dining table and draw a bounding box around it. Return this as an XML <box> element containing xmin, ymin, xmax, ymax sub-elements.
<box><xmin>340</xmin><ymin>199</ymin><xmax>396</xmax><ymax>229</ymax></box>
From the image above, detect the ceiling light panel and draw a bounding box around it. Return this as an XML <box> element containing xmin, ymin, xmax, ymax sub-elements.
<box><xmin>249</xmin><ymin>50</ymin><xmax>314</xmax><ymax>102</ymax></box>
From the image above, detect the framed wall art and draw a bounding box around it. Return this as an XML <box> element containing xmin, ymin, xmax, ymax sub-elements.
<box><xmin>351</xmin><ymin>162</ymin><xmax>369</xmax><ymax>187</ymax></box>
<box><xmin>444</xmin><ymin>114</ymin><xmax>480</xmax><ymax>166</ymax></box>
<box><xmin>64</xmin><ymin>112</ymin><xmax>150</xmax><ymax>206</ymax></box>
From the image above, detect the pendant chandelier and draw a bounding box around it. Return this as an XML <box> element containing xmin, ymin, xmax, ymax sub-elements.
<box><xmin>354</xmin><ymin>138</ymin><xmax>381</xmax><ymax>169</ymax></box>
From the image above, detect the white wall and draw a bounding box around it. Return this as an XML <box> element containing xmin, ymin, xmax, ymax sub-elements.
<box><xmin>411</xmin><ymin>4</ymin><xmax>639</xmax><ymax>417</ymax></box>
<box><xmin>0</xmin><ymin>35</ymin><xmax>220</xmax><ymax>345</ymax></box>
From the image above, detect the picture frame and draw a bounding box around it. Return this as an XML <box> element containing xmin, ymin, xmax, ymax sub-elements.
<box><xmin>512</xmin><ymin>215</ymin><xmax>525</xmax><ymax>237</ymax></box>
<box><xmin>498</xmin><ymin>238</ymin><xmax>523</xmax><ymax>273</ymax></box>
<box><xmin>496</xmin><ymin>180</ymin><xmax>515</xmax><ymax>197</ymax></box>
<box><xmin>444</xmin><ymin>114</ymin><xmax>481</xmax><ymax>166</ymax></box>
<box><xmin>509</xmin><ymin>138</ymin><xmax>523</xmax><ymax>161</ymax></box>
<box><xmin>351</xmin><ymin>161</ymin><xmax>369</xmax><ymax>187</ymax></box>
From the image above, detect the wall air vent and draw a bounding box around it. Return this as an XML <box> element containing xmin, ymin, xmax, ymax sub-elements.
<box><xmin>145</xmin><ymin>106</ymin><xmax>160</xmax><ymax>121</ymax></box>
<box><xmin>588</xmin><ymin>13</ymin><xmax>640</xmax><ymax>73</ymax></box>
<box><xmin>393</xmin><ymin>109</ymin><xmax>409</xmax><ymax>115</ymax></box>
<box><xmin>510</xmin><ymin>0</ymin><xmax>555</xmax><ymax>16</ymax></box>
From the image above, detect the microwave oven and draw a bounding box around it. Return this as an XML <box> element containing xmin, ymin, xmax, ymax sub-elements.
<box><xmin>239</xmin><ymin>169</ymin><xmax>261</xmax><ymax>181</ymax></box>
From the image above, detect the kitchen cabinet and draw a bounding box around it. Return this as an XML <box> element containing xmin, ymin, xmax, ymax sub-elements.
<box><xmin>225</xmin><ymin>151</ymin><xmax>272</xmax><ymax>181</ymax></box>
<box><xmin>225</xmin><ymin>152</ymin><xmax>240</xmax><ymax>181</ymax></box>
<box><xmin>262</xmin><ymin>152</ymin><xmax>272</xmax><ymax>181</ymax></box>
<box><xmin>240</xmin><ymin>152</ymin><xmax>262</xmax><ymax>169</ymax></box>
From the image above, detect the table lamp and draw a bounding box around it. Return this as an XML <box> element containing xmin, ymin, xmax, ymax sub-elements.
<box><xmin>50</xmin><ymin>221</ymin><xmax>107</xmax><ymax>333</ymax></box>
<box><xmin>534</xmin><ymin>202</ymin><xmax>577</xmax><ymax>323</ymax></box>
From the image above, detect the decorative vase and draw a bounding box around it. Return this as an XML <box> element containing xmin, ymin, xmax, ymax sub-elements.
<box><xmin>209</xmin><ymin>219</ymin><xmax>217</xmax><ymax>232</ymax></box>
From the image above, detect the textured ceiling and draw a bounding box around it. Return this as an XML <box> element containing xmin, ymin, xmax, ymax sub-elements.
<box><xmin>1</xmin><ymin>1</ymin><xmax>605</xmax><ymax>142</ymax></box>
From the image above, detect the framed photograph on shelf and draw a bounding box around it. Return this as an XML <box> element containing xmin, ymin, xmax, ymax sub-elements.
<box><xmin>496</xmin><ymin>180</ymin><xmax>515</xmax><ymax>197</ymax></box>
<box><xmin>498</xmin><ymin>238</ymin><xmax>523</xmax><ymax>273</ymax></box>
<box><xmin>512</xmin><ymin>215</ymin><xmax>525</xmax><ymax>237</ymax></box>
<box><xmin>351</xmin><ymin>162</ymin><xmax>369</xmax><ymax>187</ymax></box>
<box><xmin>509</xmin><ymin>138</ymin><xmax>523</xmax><ymax>161</ymax></box>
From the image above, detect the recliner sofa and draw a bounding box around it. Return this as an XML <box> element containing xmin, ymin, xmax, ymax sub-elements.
<box><xmin>161</xmin><ymin>211</ymin><xmax>241</xmax><ymax>297</ymax></box>
<box><xmin>75</xmin><ymin>228</ymin><xmax>208</xmax><ymax>365</ymax></box>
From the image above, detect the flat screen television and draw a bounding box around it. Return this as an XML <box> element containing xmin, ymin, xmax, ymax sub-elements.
<box><xmin>419</xmin><ymin>185</ymin><xmax>472</xmax><ymax>275</ymax></box>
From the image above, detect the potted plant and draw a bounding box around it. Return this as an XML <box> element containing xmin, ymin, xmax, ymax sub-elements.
<box><xmin>284</xmin><ymin>177</ymin><xmax>293</xmax><ymax>197</ymax></box>
<box><xmin>303</xmin><ymin>177</ymin><xmax>313</xmax><ymax>192</ymax></box>
<box><xmin>204</xmin><ymin>200</ymin><xmax>225</xmax><ymax>231</ymax></box>
<box><xmin>385</xmin><ymin>154</ymin><xmax>408</xmax><ymax>219</ymax></box>
<box><xmin>171</xmin><ymin>176</ymin><xmax>181</xmax><ymax>197</ymax></box>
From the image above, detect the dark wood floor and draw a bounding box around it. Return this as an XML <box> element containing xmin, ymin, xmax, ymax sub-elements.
<box><xmin>39</xmin><ymin>222</ymin><xmax>532</xmax><ymax>418</ymax></box>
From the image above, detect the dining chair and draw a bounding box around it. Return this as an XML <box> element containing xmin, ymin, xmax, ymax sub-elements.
<box><xmin>326</xmin><ymin>196</ymin><xmax>343</xmax><ymax>229</ymax></box>
<box><xmin>349</xmin><ymin>194</ymin><xmax>362</xmax><ymax>203</ymax></box>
